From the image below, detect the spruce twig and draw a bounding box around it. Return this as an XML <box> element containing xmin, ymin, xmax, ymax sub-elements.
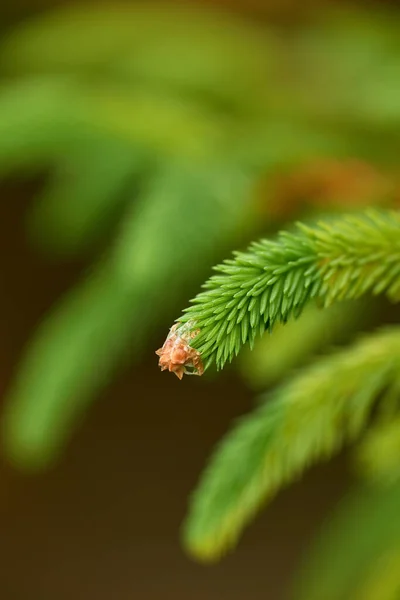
<box><xmin>170</xmin><ymin>209</ymin><xmax>400</xmax><ymax>373</ymax></box>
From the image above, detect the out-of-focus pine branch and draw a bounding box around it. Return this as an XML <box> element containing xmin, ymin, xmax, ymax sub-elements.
<box><xmin>238</xmin><ymin>299</ymin><xmax>375</xmax><ymax>390</ymax></box>
<box><xmin>183</xmin><ymin>327</ymin><xmax>400</xmax><ymax>561</ymax></box>
<box><xmin>27</xmin><ymin>133</ymin><xmax>145</xmax><ymax>256</ymax></box>
<box><xmin>2</xmin><ymin>261</ymin><xmax>140</xmax><ymax>470</ymax></box>
<box><xmin>2</xmin><ymin>161</ymin><xmax>254</xmax><ymax>470</ymax></box>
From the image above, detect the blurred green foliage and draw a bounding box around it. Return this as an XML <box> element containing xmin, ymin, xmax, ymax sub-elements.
<box><xmin>0</xmin><ymin>3</ymin><xmax>273</xmax><ymax>469</ymax></box>
<box><xmin>0</xmin><ymin>2</ymin><xmax>400</xmax><ymax>597</ymax></box>
<box><xmin>294</xmin><ymin>482</ymin><xmax>400</xmax><ymax>600</ymax></box>
<box><xmin>183</xmin><ymin>322</ymin><xmax>400</xmax><ymax>560</ymax></box>
<box><xmin>238</xmin><ymin>298</ymin><xmax>376</xmax><ymax>390</ymax></box>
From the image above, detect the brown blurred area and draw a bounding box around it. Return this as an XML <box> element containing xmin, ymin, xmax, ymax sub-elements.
<box><xmin>0</xmin><ymin>1</ymin><xmax>386</xmax><ymax>599</ymax></box>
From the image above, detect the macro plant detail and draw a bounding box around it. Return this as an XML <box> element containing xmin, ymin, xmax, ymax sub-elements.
<box><xmin>156</xmin><ymin>321</ymin><xmax>204</xmax><ymax>379</ymax></box>
<box><xmin>159</xmin><ymin>209</ymin><xmax>400</xmax><ymax>373</ymax></box>
<box><xmin>0</xmin><ymin>1</ymin><xmax>400</xmax><ymax>598</ymax></box>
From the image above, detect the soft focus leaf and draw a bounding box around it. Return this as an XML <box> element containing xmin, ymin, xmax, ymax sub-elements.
<box><xmin>0</xmin><ymin>76</ymin><xmax>83</xmax><ymax>175</ymax></box>
<box><xmin>288</xmin><ymin>8</ymin><xmax>400</xmax><ymax>128</ymax></box>
<box><xmin>183</xmin><ymin>328</ymin><xmax>400</xmax><ymax>561</ymax></box>
<box><xmin>2</xmin><ymin>160</ymin><xmax>255</xmax><ymax>470</ymax></box>
<box><xmin>27</xmin><ymin>133</ymin><xmax>146</xmax><ymax>256</ymax></box>
<box><xmin>0</xmin><ymin>2</ymin><xmax>273</xmax><ymax>113</ymax></box>
<box><xmin>293</xmin><ymin>483</ymin><xmax>400</xmax><ymax>600</ymax></box>
<box><xmin>80</xmin><ymin>84</ymin><xmax>226</xmax><ymax>161</ymax></box>
<box><xmin>356</xmin><ymin>410</ymin><xmax>400</xmax><ymax>485</ymax></box>
<box><xmin>238</xmin><ymin>299</ymin><xmax>373</xmax><ymax>390</ymax></box>
<box><xmin>112</xmin><ymin>160</ymin><xmax>256</xmax><ymax>292</ymax></box>
<box><xmin>355</xmin><ymin>549</ymin><xmax>400</xmax><ymax>600</ymax></box>
<box><xmin>2</xmin><ymin>261</ymin><xmax>141</xmax><ymax>470</ymax></box>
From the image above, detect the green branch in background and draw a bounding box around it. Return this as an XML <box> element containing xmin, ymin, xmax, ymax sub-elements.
<box><xmin>26</xmin><ymin>133</ymin><xmax>145</xmax><ymax>257</ymax></box>
<box><xmin>183</xmin><ymin>327</ymin><xmax>400</xmax><ymax>562</ymax></box>
<box><xmin>238</xmin><ymin>298</ymin><xmax>375</xmax><ymax>390</ymax></box>
<box><xmin>175</xmin><ymin>209</ymin><xmax>400</xmax><ymax>372</ymax></box>
<box><xmin>292</xmin><ymin>482</ymin><xmax>400</xmax><ymax>600</ymax></box>
<box><xmin>2</xmin><ymin>261</ymin><xmax>141</xmax><ymax>470</ymax></box>
<box><xmin>356</xmin><ymin>412</ymin><xmax>400</xmax><ymax>486</ymax></box>
<box><xmin>355</xmin><ymin>549</ymin><xmax>400</xmax><ymax>600</ymax></box>
<box><xmin>0</xmin><ymin>76</ymin><xmax>84</xmax><ymax>176</ymax></box>
<box><xmin>2</xmin><ymin>161</ymin><xmax>254</xmax><ymax>470</ymax></box>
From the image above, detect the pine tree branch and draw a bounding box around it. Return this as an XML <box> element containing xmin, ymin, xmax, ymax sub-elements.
<box><xmin>182</xmin><ymin>327</ymin><xmax>400</xmax><ymax>561</ymax></box>
<box><xmin>174</xmin><ymin>209</ymin><xmax>400</xmax><ymax>373</ymax></box>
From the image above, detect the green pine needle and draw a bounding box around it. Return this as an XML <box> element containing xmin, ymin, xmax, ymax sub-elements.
<box><xmin>183</xmin><ymin>327</ymin><xmax>400</xmax><ymax>561</ymax></box>
<box><xmin>178</xmin><ymin>209</ymin><xmax>400</xmax><ymax>371</ymax></box>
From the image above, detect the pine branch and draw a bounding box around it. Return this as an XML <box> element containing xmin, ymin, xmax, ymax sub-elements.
<box><xmin>175</xmin><ymin>209</ymin><xmax>400</xmax><ymax>373</ymax></box>
<box><xmin>182</xmin><ymin>327</ymin><xmax>400</xmax><ymax>561</ymax></box>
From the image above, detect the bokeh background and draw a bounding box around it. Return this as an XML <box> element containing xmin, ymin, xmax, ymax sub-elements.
<box><xmin>0</xmin><ymin>1</ymin><xmax>399</xmax><ymax>598</ymax></box>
